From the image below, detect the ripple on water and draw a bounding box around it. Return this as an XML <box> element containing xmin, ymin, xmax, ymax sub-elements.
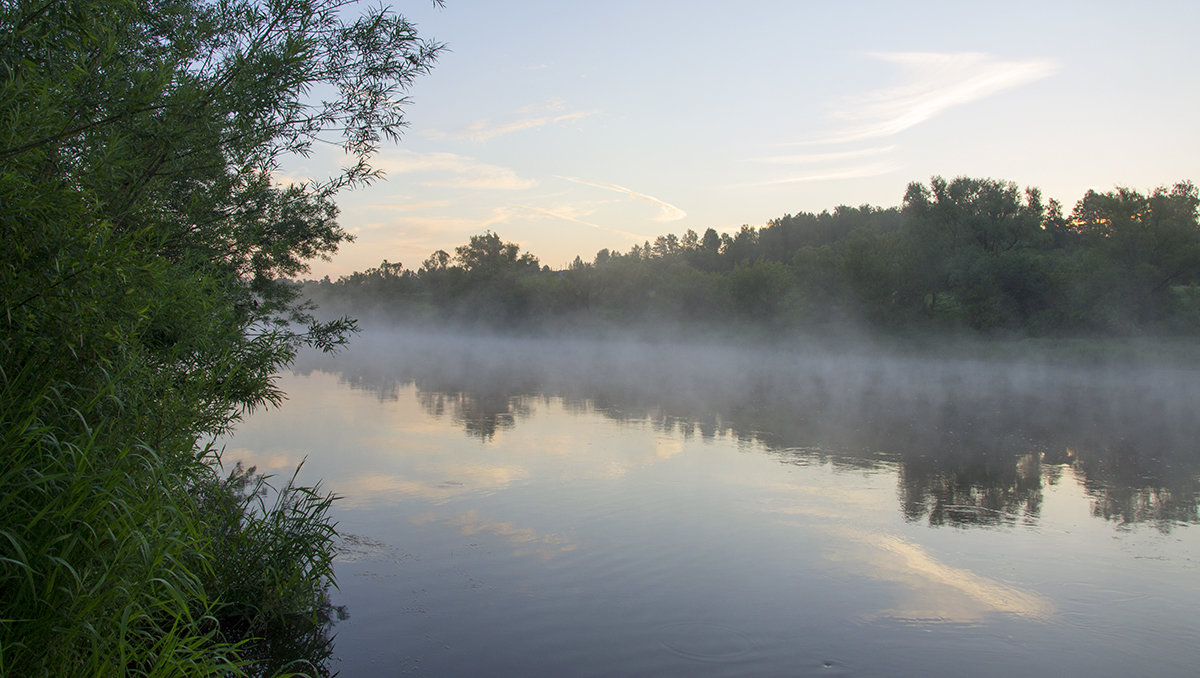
<box><xmin>656</xmin><ymin>622</ymin><xmax>754</xmax><ymax>662</ymax></box>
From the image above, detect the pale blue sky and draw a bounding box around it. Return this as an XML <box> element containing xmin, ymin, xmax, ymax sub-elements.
<box><xmin>296</xmin><ymin>0</ymin><xmax>1200</xmax><ymax>276</ymax></box>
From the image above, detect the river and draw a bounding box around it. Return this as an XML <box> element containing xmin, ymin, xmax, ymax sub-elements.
<box><xmin>218</xmin><ymin>330</ymin><xmax>1200</xmax><ymax>676</ymax></box>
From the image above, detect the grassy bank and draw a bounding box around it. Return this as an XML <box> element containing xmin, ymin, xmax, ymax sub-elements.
<box><xmin>0</xmin><ymin>365</ymin><xmax>341</xmax><ymax>676</ymax></box>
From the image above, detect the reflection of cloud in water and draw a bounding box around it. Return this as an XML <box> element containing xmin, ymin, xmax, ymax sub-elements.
<box><xmin>577</xmin><ymin>460</ymin><xmax>629</xmax><ymax>480</ymax></box>
<box><xmin>656</xmin><ymin>436</ymin><xmax>684</xmax><ymax>459</ymax></box>
<box><xmin>221</xmin><ymin>367</ymin><xmax>687</xmax><ymax>507</ymax></box>
<box><xmin>850</xmin><ymin>531</ymin><xmax>1054</xmax><ymax>622</ymax></box>
<box><xmin>411</xmin><ymin>510</ymin><xmax>577</xmax><ymax>560</ymax></box>
<box><xmin>218</xmin><ymin>447</ymin><xmax>300</xmax><ymax>473</ymax></box>
<box><xmin>776</xmin><ymin>500</ymin><xmax>1053</xmax><ymax>621</ymax></box>
<box><xmin>337</xmin><ymin>465</ymin><xmax>531</xmax><ymax>506</ymax></box>
<box><xmin>763</xmin><ymin>478</ymin><xmax>1053</xmax><ymax>622</ymax></box>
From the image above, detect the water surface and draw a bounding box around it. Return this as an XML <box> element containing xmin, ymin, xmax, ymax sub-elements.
<box><xmin>220</xmin><ymin>331</ymin><xmax>1200</xmax><ymax>676</ymax></box>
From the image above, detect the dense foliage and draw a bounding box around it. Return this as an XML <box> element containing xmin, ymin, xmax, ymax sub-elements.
<box><xmin>309</xmin><ymin>177</ymin><xmax>1200</xmax><ymax>336</ymax></box>
<box><xmin>1</xmin><ymin>0</ymin><xmax>438</xmax><ymax>674</ymax></box>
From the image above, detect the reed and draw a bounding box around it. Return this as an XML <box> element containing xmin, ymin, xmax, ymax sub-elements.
<box><xmin>0</xmin><ymin>366</ymin><xmax>339</xmax><ymax>676</ymax></box>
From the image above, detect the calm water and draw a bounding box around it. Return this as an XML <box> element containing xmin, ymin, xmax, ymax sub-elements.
<box><xmin>219</xmin><ymin>331</ymin><xmax>1200</xmax><ymax>677</ymax></box>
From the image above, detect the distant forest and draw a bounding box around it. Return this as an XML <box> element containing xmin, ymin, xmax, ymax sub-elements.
<box><xmin>305</xmin><ymin>176</ymin><xmax>1200</xmax><ymax>336</ymax></box>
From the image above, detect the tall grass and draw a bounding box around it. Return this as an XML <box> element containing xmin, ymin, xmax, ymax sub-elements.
<box><xmin>0</xmin><ymin>364</ymin><xmax>341</xmax><ymax>676</ymax></box>
<box><xmin>196</xmin><ymin>461</ymin><xmax>343</xmax><ymax>677</ymax></box>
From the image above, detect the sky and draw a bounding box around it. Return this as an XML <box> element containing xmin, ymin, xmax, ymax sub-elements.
<box><xmin>293</xmin><ymin>0</ymin><xmax>1200</xmax><ymax>277</ymax></box>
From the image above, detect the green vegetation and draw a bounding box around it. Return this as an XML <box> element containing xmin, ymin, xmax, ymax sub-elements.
<box><xmin>311</xmin><ymin>178</ymin><xmax>1200</xmax><ymax>338</ymax></box>
<box><xmin>1</xmin><ymin>0</ymin><xmax>438</xmax><ymax>674</ymax></box>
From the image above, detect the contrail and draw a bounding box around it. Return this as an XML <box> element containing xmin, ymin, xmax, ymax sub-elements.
<box><xmin>557</xmin><ymin>175</ymin><xmax>687</xmax><ymax>222</ymax></box>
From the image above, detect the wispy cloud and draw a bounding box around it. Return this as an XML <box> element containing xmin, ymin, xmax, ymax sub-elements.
<box><xmin>512</xmin><ymin>204</ymin><xmax>602</xmax><ymax>229</ymax></box>
<box><xmin>740</xmin><ymin>163</ymin><xmax>900</xmax><ymax>188</ymax></box>
<box><xmin>510</xmin><ymin>204</ymin><xmax>645</xmax><ymax>240</ymax></box>
<box><xmin>383</xmin><ymin>213</ymin><xmax>509</xmax><ymax>236</ymax></box>
<box><xmin>747</xmin><ymin>52</ymin><xmax>1055</xmax><ymax>188</ymax></box>
<box><xmin>556</xmin><ymin>175</ymin><xmax>687</xmax><ymax>222</ymax></box>
<box><xmin>461</xmin><ymin>111</ymin><xmax>596</xmax><ymax>142</ymax></box>
<box><xmin>423</xmin><ymin>98</ymin><xmax>599</xmax><ymax>142</ymax></box>
<box><xmin>750</xmin><ymin>146</ymin><xmax>896</xmax><ymax>164</ymax></box>
<box><xmin>374</xmin><ymin>150</ymin><xmax>537</xmax><ymax>190</ymax></box>
<box><xmin>813</xmin><ymin>52</ymin><xmax>1058</xmax><ymax>144</ymax></box>
<box><xmin>361</xmin><ymin>198</ymin><xmax>452</xmax><ymax>211</ymax></box>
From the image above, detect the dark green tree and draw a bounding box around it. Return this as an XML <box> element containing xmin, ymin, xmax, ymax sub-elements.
<box><xmin>686</xmin><ymin>227</ymin><xmax>724</xmax><ymax>271</ymax></box>
<box><xmin>449</xmin><ymin>231</ymin><xmax>540</xmax><ymax>323</ymax></box>
<box><xmin>455</xmin><ymin>230</ymin><xmax>540</xmax><ymax>277</ymax></box>
<box><xmin>901</xmin><ymin>176</ymin><xmax>1051</xmax><ymax>329</ymax></box>
<box><xmin>1068</xmin><ymin>181</ymin><xmax>1200</xmax><ymax>328</ymax></box>
<box><xmin>728</xmin><ymin>258</ymin><xmax>796</xmax><ymax>320</ymax></box>
<box><xmin>0</xmin><ymin>0</ymin><xmax>440</xmax><ymax>673</ymax></box>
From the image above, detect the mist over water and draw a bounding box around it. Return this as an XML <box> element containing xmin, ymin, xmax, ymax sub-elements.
<box><xmin>296</xmin><ymin>327</ymin><xmax>1200</xmax><ymax>530</ymax></box>
<box><xmin>223</xmin><ymin>327</ymin><xmax>1200</xmax><ymax>675</ymax></box>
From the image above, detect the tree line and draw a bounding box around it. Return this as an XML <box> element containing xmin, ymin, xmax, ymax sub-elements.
<box><xmin>308</xmin><ymin>177</ymin><xmax>1200</xmax><ymax>335</ymax></box>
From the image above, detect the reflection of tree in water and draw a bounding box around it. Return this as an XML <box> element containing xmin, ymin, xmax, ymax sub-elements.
<box><xmin>1068</xmin><ymin>441</ymin><xmax>1200</xmax><ymax>531</ymax></box>
<box><xmin>297</xmin><ymin>332</ymin><xmax>1200</xmax><ymax>529</ymax></box>
<box><xmin>342</xmin><ymin>370</ymin><xmax>405</xmax><ymax>401</ymax></box>
<box><xmin>415</xmin><ymin>387</ymin><xmax>533</xmax><ymax>441</ymax></box>
<box><xmin>701</xmin><ymin>364</ymin><xmax>1200</xmax><ymax>530</ymax></box>
<box><xmin>296</xmin><ymin>342</ymin><xmax>538</xmax><ymax>440</ymax></box>
<box><xmin>898</xmin><ymin>451</ymin><xmax>1043</xmax><ymax>527</ymax></box>
<box><xmin>407</xmin><ymin>360</ymin><xmax>540</xmax><ymax>440</ymax></box>
<box><xmin>293</xmin><ymin>362</ymin><xmax>407</xmax><ymax>402</ymax></box>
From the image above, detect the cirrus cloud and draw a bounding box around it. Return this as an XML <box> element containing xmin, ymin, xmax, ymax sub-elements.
<box><xmin>813</xmin><ymin>51</ymin><xmax>1059</xmax><ymax>144</ymax></box>
<box><xmin>373</xmin><ymin>150</ymin><xmax>537</xmax><ymax>190</ymax></box>
<box><xmin>748</xmin><ymin>52</ymin><xmax>1057</xmax><ymax>188</ymax></box>
<box><xmin>509</xmin><ymin>203</ymin><xmax>646</xmax><ymax>241</ymax></box>
<box><xmin>556</xmin><ymin>175</ymin><xmax>687</xmax><ymax>222</ymax></box>
<box><xmin>422</xmin><ymin>97</ymin><xmax>599</xmax><ymax>143</ymax></box>
<box><xmin>745</xmin><ymin>162</ymin><xmax>901</xmax><ymax>187</ymax></box>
